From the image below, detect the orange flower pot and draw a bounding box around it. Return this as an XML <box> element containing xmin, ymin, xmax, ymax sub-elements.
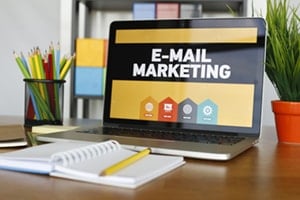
<box><xmin>272</xmin><ymin>100</ymin><xmax>300</xmax><ymax>143</ymax></box>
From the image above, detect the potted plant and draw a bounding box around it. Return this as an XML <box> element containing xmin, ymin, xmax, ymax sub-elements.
<box><xmin>265</xmin><ymin>0</ymin><xmax>300</xmax><ymax>143</ymax></box>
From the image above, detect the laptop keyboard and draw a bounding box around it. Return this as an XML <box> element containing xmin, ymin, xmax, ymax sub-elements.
<box><xmin>79</xmin><ymin>127</ymin><xmax>245</xmax><ymax>146</ymax></box>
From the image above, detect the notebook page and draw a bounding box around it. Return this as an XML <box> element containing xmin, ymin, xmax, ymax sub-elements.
<box><xmin>0</xmin><ymin>141</ymin><xmax>94</xmax><ymax>173</ymax></box>
<box><xmin>51</xmin><ymin>148</ymin><xmax>185</xmax><ymax>188</ymax></box>
<box><xmin>51</xmin><ymin>149</ymin><xmax>137</xmax><ymax>182</ymax></box>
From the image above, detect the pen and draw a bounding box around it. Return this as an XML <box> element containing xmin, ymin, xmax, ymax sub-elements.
<box><xmin>100</xmin><ymin>148</ymin><xmax>151</xmax><ymax>176</ymax></box>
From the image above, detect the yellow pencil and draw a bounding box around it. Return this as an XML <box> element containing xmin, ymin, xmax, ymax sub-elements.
<box><xmin>34</xmin><ymin>52</ymin><xmax>42</xmax><ymax>79</ymax></box>
<box><xmin>100</xmin><ymin>148</ymin><xmax>151</xmax><ymax>176</ymax></box>
<box><xmin>28</xmin><ymin>53</ymin><xmax>36</xmax><ymax>78</ymax></box>
<box><xmin>60</xmin><ymin>54</ymin><xmax>75</xmax><ymax>79</ymax></box>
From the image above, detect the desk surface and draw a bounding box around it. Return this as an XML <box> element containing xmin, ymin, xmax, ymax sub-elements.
<box><xmin>1</xmin><ymin>116</ymin><xmax>300</xmax><ymax>199</ymax></box>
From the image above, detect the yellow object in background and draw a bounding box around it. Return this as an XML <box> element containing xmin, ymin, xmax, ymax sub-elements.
<box><xmin>76</xmin><ymin>38</ymin><xmax>107</xmax><ymax>67</ymax></box>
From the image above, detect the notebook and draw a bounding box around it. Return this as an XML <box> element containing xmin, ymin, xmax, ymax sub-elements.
<box><xmin>38</xmin><ymin>18</ymin><xmax>267</xmax><ymax>160</ymax></box>
<box><xmin>0</xmin><ymin>140</ymin><xmax>184</xmax><ymax>188</ymax></box>
<box><xmin>0</xmin><ymin>125</ymin><xmax>27</xmax><ymax>147</ymax></box>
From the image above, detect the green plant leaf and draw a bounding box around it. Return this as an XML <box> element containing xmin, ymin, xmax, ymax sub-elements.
<box><xmin>265</xmin><ymin>0</ymin><xmax>300</xmax><ymax>101</ymax></box>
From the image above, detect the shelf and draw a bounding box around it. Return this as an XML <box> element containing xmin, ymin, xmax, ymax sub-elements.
<box><xmin>85</xmin><ymin>0</ymin><xmax>246</xmax><ymax>15</ymax></box>
<box><xmin>62</xmin><ymin>0</ymin><xmax>248</xmax><ymax>118</ymax></box>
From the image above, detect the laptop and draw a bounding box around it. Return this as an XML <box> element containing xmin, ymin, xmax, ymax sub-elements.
<box><xmin>38</xmin><ymin>18</ymin><xmax>266</xmax><ymax>160</ymax></box>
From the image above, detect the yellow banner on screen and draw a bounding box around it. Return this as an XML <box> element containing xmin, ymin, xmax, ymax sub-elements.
<box><xmin>116</xmin><ymin>28</ymin><xmax>258</xmax><ymax>44</ymax></box>
<box><xmin>110</xmin><ymin>80</ymin><xmax>254</xmax><ymax>127</ymax></box>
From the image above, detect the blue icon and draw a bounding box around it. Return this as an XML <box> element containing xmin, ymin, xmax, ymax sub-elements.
<box><xmin>197</xmin><ymin>99</ymin><xmax>218</xmax><ymax>125</ymax></box>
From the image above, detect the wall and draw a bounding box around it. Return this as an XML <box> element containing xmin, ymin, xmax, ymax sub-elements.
<box><xmin>0</xmin><ymin>0</ymin><xmax>60</xmax><ymax>118</ymax></box>
<box><xmin>1</xmin><ymin>0</ymin><xmax>299</xmax><ymax>127</ymax></box>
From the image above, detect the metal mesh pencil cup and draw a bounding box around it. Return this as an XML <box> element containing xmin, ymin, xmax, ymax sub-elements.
<box><xmin>24</xmin><ymin>79</ymin><xmax>65</xmax><ymax>127</ymax></box>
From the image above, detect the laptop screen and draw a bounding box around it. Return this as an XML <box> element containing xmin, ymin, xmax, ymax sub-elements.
<box><xmin>104</xmin><ymin>18</ymin><xmax>266</xmax><ymax>135</ymax></box>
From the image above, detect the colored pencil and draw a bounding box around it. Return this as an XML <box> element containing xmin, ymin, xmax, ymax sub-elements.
<box><xmin>13</xmin><ymin>42</ymin><xmax>75</xmax><ymax>123</ymax></box>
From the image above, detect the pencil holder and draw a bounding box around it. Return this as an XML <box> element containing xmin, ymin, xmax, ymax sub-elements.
<box><xmin>24</xmin><ymin>79</ymin><xmax>65</xmax><ymax>128</ymax></box>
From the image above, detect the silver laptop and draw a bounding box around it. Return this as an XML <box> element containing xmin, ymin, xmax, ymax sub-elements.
<box><xmin>38</xmin><ymin>18</ymin><xmax>266</xmax><ymax>160</ymax></box>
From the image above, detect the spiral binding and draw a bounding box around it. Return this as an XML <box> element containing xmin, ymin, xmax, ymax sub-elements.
<box><xmin>50</xmin><ymin>140</ymin><xmax>121</xmax><ymax>166</ymax></box>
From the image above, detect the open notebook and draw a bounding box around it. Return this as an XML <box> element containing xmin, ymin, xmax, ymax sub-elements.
<box><xmin>0</xmin><ymin>140</ymin><xmax>184</xmax><ymax>188</ymax></box>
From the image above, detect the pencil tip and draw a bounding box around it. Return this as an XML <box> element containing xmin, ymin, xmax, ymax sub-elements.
<box><xmin>99</xmin><ymin>171</ymin><xmax>107</xmax><ymax>176</ymax></box>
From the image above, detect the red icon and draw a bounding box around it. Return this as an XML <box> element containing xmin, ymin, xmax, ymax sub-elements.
<box><xmin>158</xmin><ymin>97</ymin><xmax>178</xmax><ymax>122</ymax></box>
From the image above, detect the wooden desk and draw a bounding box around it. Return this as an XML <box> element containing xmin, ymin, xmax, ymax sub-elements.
<box><xmin>1</xmin><ymin>116</ymin><xmax>300</xmax><ymax>199</ymax></box>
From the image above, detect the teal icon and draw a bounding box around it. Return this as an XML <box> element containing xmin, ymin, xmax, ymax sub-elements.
<box><xmin>197</xmin><ymin>99</ymin><xmax>218</xmax><ymax>125</ymax></box>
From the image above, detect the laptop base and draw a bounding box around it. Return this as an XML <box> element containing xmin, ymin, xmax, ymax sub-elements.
<box><xmin>37</xmin><ymin>130</ymin><xmax>258</xmax><ymax>160</ymax></box>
